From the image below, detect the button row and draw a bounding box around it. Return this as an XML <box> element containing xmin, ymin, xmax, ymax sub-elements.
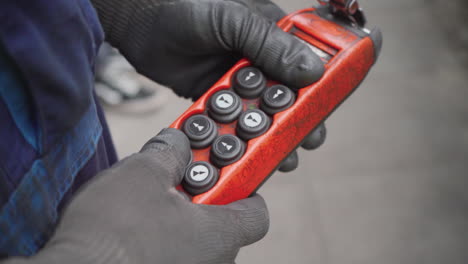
<box><xmin>209</xmin><ymin>84</ymin><xmax>295</xmax><ymax>126</ymax></box>
<box><xmin>208</xmin><ymin>85</ymin><xmax>295</xmax><ymax>123</ymax></box>
<box><xmin>183</xmin><ymin>67</ymin><xmax>297</xmax><ymax>153</ymax></box>
<box><xmin>232</xmin><ymin>67</ymin><xmax>296</xmax><ymax>113</ymax></box>
<box><xmin>182</xmin><ymin>124</ymin><xmax>328</xmax><ymax>195</ymax></box>
<box><xmin>184</xmin><ymin>104</ymin><xmax>274</xmax><ymax>148</ymax></box>
<box><xmin>208</xmin><ymin>86</ymin><xmax>293</xmax><ymax>124</ymax></box>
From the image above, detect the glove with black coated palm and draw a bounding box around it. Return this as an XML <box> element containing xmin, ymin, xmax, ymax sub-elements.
<box><xmin>5</xmin><ymin>129</ymin><xmax>269</xmax><ymax>264</ymax></box>
<box><xmin>92</xmin><ymin>0</ymin><xmax>325</xmax><ymax>99</ymax></box>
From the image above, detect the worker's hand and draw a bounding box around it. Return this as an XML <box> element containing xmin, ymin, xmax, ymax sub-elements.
<box><xmin>92</xmin><ymin>0</ymin><xmax>324</xmax><ymax>99</ymax></box>
<box><xmin>10</xmin><ymin>129</ymin><xmax>268</xmax><ymax>264</ymax></box>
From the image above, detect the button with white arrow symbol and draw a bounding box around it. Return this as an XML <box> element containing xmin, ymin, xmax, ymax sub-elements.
<box><xmin>215</xmin><ymin>93</ymin><xmax>234</xmax><ymax>109</ymax></box>
<box><xmin>209</xmin><ymin>90</ymin><xmax>242</xmax><ymax>123</ymax></box>
<box><xmin>272</xmin><ymin>89</ymin><xmax>284</xmax><ymax>99</ymax></box>
<box><xmin>183</xmin><ymin>161</ymin><xmax>219</xmax><ymax>195</ymax></box>
<box><xmin>210</xmin><ymin>134</ymin><xmax>245</xmax><ymax>168</ymax></box>
<box><xmin>234</xmin><ymin>67</ymin><xmax>266</xmax><ymax>98</ymax></box>
<box><xmin>192</xmin><ymin>122</ymin><xmax>204</xmax><ymax>132</ymax></box>
<box><xmin>237</xmin><ymin>109</ymin><xmax>271</xmax><ymax>141</ymax></box>
<box><xmin>221</xmin><ymin>141</ymin><xmax>233</xmax><ymax>151</ymax></box>
<box><xmin>183</xmin><ymin>114</ymin><xmax>218</xmax><ymax>149</ymax></box>
<box><xmin>260</xmin><ymin>84</ymin><xmax>295</xmax><ymax>115</ymax></box>
<box><xmin>244</xmin><ymin>112</ymin><xmax>262</xmax><ymax>128</ymax></box>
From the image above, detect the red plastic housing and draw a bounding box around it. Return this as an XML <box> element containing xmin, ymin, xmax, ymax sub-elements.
<box><xmin>170</xmin><ymin>7</ymin><xmax>378</xmax><ymax>205</ymax></box>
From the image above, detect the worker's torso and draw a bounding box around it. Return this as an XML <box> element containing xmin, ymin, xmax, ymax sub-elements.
<box><xmin>0</xmin><ymin>0</ymin><xmax>117</xmax><ymax>257</ymax></box>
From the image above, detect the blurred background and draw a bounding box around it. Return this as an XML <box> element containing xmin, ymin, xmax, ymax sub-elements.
<box><xmin>100</xmin><ymin>0</ymin><xmax>468</xmax><ymax>263</ymax></box>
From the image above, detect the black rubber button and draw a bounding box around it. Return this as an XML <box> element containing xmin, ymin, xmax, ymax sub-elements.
<box><xmin>208</xmin><ymin>90</ymin><xmax>242</xmax><ymax>123</ymax></box>
<box><xmin>210</xmin><ymin>134</ymin><xmax>245</xmax><ymax>168</ymax></box>
<box><xmin>260</xmin><ymin>84</ymin><xmax>296</xmax><ymax>115</ymax></box>
<box><xmin>182</xmin><ymin>161</ymin><xmax>219</xmax><ymax>195</ymax></box>
<box><xmin>236</xmin><ymin>109</ymin><xmax>271</xmax><ymax>141</ymax></box>
<box><xmin>182</xmin><ymin>115</ymin><xmax>218</xmax><ymax>149</ymax></box>
<box><xmin>233</xmin><ymin>67</ymin><xmax>266</xmax><ymax>98</ymax></box>
<box><xmin>278</xmin><ymin>150</ymin><xmax>299</xmax><ymax>172</ymax></box>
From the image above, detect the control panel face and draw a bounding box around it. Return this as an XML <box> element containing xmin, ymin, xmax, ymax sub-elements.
<box><xmin>171</xmin><ymin>6</ymin><xmax>380</xmax><ymax>205</ymax></box>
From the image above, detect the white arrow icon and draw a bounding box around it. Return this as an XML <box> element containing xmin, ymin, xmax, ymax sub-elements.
<box><xmin>245</xmin><ymin>72</ymin><xmax>255</xmax><ymax>81</ymax></box>
<box><xmin>216</xmin><ymin>93</ymin><xmax>234</xmax><ymax>108</ymax></box>
<box><xmin>247</xmin><ymin>114</ymin><xmax>258</xmax><ymax>123</ymax></box>
<box><xmin>190</xmin><ymin>165</ymin><xmax>209</xmax><ymax>181</ymax></box>
<box><xmin>193</xmin><ymin>122</ymin><xmax>204</xmax><ymax>131</ymax></box>
<box><xmin>221</xmin><ymin>142</ymin><xmax>233</xmax><ymax>151</ymax></box>
<box><xmin>273</xmin><ymin>89</ymin><xmax>284</xmax><ymax>99</ymax></box>
<box><xmin>244</xmin><ymin>112</ymin><xmax>262</xmax><ymax>128</ymax></box>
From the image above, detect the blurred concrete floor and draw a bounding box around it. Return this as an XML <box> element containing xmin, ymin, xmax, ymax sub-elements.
<box><xmin>105</xmin><ymin>0</ymin><xmax>468</xmax><ymax>263</ymax></box>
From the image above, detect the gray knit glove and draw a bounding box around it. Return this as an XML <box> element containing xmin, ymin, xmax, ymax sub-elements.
<box><xmin>5</xmin><ymin>129</ymin><xmax>269</xmax><ymax>264</ymax></box>
<box><xmin>92</xmin><ymin>0</ymin><xmax>324</xmax><ymax>99</ymax></box>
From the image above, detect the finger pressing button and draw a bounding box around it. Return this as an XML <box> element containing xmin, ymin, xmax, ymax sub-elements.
<box><xmin>236</xmin><ymin>109</ymin><xmax>271</xmax><ymax>141</ymax></box>
<box><xmin>182</xmin><ymin>115</ymin><xmax>218</xmax><ymax>149</ymax></box>
<box><xmin>260</xmin><ymin>84</ymin><xmax>296</xmax><ymax>115</ymax></box>
<box><xmin>208</xmin><ymin>90</ymin><xmax>242</xmax><ymax>123</ymax></box>
<box><xmin>233</xmin><ymin>67</ymin><xmax>266</xmax><ymax>98</ymax></box>
<box><xmin>210</xmin><ymin>134</ymin><xmax>246</xmax><ymax>168</ymax></box>
<box><xmin>183</xmin><ymin>161</ymin><xmax>219</xmax><ymax>195</ymax></box>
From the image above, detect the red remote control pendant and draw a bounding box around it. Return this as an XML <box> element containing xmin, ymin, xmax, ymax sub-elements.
<box><xmin>170</xmin><ymin>2</ymin><xmax>382</xmax><ymax>205</ymax></box>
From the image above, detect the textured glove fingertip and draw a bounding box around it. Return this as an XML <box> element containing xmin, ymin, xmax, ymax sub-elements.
<box><xmin>221</xmin><ymin>5</ymin><xmax>324</xmax><ymax>89</ymax></box>
<box><xmin>261</xmin><ymin>26</ymin><xmax>325</xmax><ymax>89</ymax></box>
<box><xmin>227</xmin><ymin>195</ymin><xmax>270</xmax><ymax>246</ymax></box>
<box><xmin>142</xmin><ymin>128</ymin><xmax>190</xmax><ymax>154</ymax></box>
<box><xmin>289</xmin><ymin>45</ymin><xmax>325</xmax><ymax>87</ymax></box>
<box><xmin>140</xmin><ymin>128</ymin><xmax>192</xmax><ymax>181</ymax></box>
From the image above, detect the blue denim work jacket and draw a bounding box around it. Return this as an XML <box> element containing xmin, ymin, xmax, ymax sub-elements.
<box><xmin>0</xmin><ymin>0</ymin><xmax>117</xmax><ymax>256</ymax></box>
